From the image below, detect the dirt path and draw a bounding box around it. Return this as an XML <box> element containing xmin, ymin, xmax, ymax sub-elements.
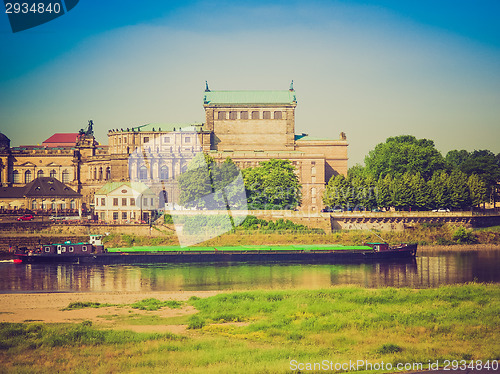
<box><xmin>0</xmin><ymin>291</ymin><xmax>219</xmax><ymax>333</ymax></box>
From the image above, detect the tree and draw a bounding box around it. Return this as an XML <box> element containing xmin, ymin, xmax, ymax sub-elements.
<box><xmin>376</xmin><ymin>174</ymin><xmax>393</xmax><ymax>210</ymax></box>
<box><xmin>411</xmin><ymin>172</ymin><xmax>429</xmax><ymax>210</ymax></box>
<box><xmin>445</xmin><ymin>149</ymin><xmax>470</xmax><ymax>169</ymax></box>
<box><xmin>391</xmin><ymin>172</ymin><xmax>414</xmax><ymax>211</ymax></box>
<box><xmin>365</xmin><ymin>135</ymin><xmax>446</xmax><ymax>180</ymax></box>
<box><xmin>178</xmin><ymin>154</ymin><xmax>243</xmax><ymax>209</ymax></box>
<box><xmin>468</xmin><ymin>174</ymin><xmax>488</xmax><ymax>208</ymax></box>
<box><xmin>448</xmin><ymin>170</ymin><xmax>470</xmax><ymax>210</ymax></box>
<box><xmin>460</xmin><ymin>150</ymin><xmax>500</xmax><ymax>204</ymax></box>
<box><xmin>428</xmin><ymin>171</ymin><xmax>451</xmax><ymax>209</ymax></box>
<box><xmin>242</xmin><ymin>159</ymin><xmax>301</xmax><ymax>210</ymax></box>
<box><xmin>323</xmin><ymin>174</ymin><xmax>352</xmax><ymax>209</ymax></box>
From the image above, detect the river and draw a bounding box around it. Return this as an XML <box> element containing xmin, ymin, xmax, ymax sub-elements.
<box><xmin>0</xmin><ymin>246</ymin><xmax>499</xmax><ymax>293</ymax></box>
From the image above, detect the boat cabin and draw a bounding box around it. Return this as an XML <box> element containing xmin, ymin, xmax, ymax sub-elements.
<box><xmin>41</xmin><ymin>240</ymin><xmax>105</xmax><ymax>255</ymax></box>
<box><xmin>365</xmin><ymin>243</ymin><xmax>390</xmax><ymax>252</ymax></box>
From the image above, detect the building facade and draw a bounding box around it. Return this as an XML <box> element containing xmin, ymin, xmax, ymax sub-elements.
<box><xmin>0</xmin><ymin>85</ymin><xmax>348</xmax><ymax>213</ymax></box>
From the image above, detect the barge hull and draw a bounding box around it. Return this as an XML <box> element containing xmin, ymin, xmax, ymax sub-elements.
<box><xmin>16</xmin><ymin>244</ymin><xmax>417</xmax><ymax>264</ymax></box>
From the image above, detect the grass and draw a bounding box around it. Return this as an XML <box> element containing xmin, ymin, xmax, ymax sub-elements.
<box><xmin>1</xmin><ymin>284</ymin><xmax>499</xmax><ymax>373</ymax></box>
<box><xmin>62</xmin><ymin>302</ymin><xmax>115</xmax><ymax>311</ymax></box>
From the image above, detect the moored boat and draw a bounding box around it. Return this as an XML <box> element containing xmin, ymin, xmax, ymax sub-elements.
<box><xmin>12</xmin><ymin>236</ymin><xmax>417</xmax><ymax>264</ymax></box>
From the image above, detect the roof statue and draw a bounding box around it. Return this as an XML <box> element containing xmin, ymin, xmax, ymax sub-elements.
<box><xmin>79</xmin><ymin>120</ymin><xmax>94</xmax><ymax>136</ymax></box>
<box><xmin>205</xmin><ymin>81</ymin><xmax>210</xmax><ymax>92</ymax></box>
<box><xmin>289</xmin><ymin>80</ymin><xmax>294</xmax><ymax>91</ymax></box>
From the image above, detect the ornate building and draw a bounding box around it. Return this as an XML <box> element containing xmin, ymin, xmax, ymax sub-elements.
<box><xmin>0</xmin><ymin>85</ymin><xmax>348</xmax><ymax>212</ymax></box>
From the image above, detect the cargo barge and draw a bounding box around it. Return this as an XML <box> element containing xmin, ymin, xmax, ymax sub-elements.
<box><xmin>12</xmin><ymin>235</ymin><xmax>417</xmax><ymax>264</ymax></box>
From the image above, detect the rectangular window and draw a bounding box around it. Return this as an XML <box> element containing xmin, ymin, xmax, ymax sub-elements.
<box><xmin>95</xmin><ymin>198</ymin><xmax>98</xmax><ymax>207</ymax></box>
<box><xmin>101</xmin><ymin>198</ymin><xmax>105</xmax><ymax>206</ymax></box>
<box><xmin>122</xmin><ymin>212</ymin><xmax>127</xmax><ymax>220</ymax></box>
<box><xmin>240</xmin><ymin>111</ymin><xmax>248</xmax><ymax>119</ymax></box>
<box><xmin>185</xmin><ymin>137</ymin><xmax>191</xmax><ymax>143</ymax></box>
<box><xmin>44</xmin><ymin>247</ymin><xmax>51</xmax><ymax>253</ymax></box>
<box><xmin>251</xmin><ymin>111</ymin><xmax>259</xmax><ymax>119</ymax></box>
<box><xmin>130</xmin><ymin>198</ymin><xmax>135</xmax><ymax>206</ymax></box>
<box><xmin>61</xmin><ymin>247</ymin><xmax>66</xmax><ymax>253</ymax></box>
<box><xmin>218</xmin><ymin>111</ymin><xmax>226</xmax><ymax>120</ymax></box>
<box><xmin>263</xmin><ymin>111</ymin><xmax>271</xmax><ymax>119</ymax></box>
<box><xmin>113</xmin><ymin>198</ymin><xmax>118</xmax><ymax>206</ymax></box>
<box><xmin>274</xmin><ymin>111</ymin><xmax>282</xmax><ymax>119</ymax></box>
<box><xmin>151</xmin><ymin>198</ymin><xmax>154</xmax><ymax>206</ymax></box>
<box><xmin>143</xmin><ymin>137</ymin><xmax>149</xmax><ymax>143</ymax></box>
<box><xmin>113</xmin><ymin>212</ymin><xmax>119</xmax><ymax>220</ymax></box>
<box><xmin>164</xmin><ymin>137</ymin><xmax>170</xmax><ymax>143</ymax></box>
<box><xmin>100</xmin><ymin>212</ymin><xmax>105</xmax><ymax>221</ymax></box>
<box><xmin>229</xmin><ymin>111</ymin><xmax>237</xmax><ymax>120</ymax></box>
<box><xmin>122</xmin><ymin>198</ymin><xmax>127</xmax><ymax>206</ymax></box>
<box><xmin>143</xmin><ymin>198</ymin><xmax>148</xmax><ymax>207</ymax></box>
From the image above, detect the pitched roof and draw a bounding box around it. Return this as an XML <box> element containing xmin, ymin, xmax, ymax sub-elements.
<box><xmin>23</xmin><ymin>177</ymin><xmax>81</xmax><ymax>198</ymax></box>
<box><xmin>0</xmin><ymin>178</ymin><xmax>80</xmax><ymax>199</ymax></box>
<box><xmin>95</xmin><ymin>181</ymin><xmax>152</xmax><ymax>195</ymax></box>
<box><xmin>0</xmin><ymin>186</ymin><xmax>25</xmax><ymax>198</ymax></box>
<box><xmin>204</xmin><ymin>90</ymin><xmax>297</xmax><ymax>105</ymax></box>
<box><xmin>42</xmin><ymin>133</ymin><xmax>79</xmax><ymax>144</ymax></box>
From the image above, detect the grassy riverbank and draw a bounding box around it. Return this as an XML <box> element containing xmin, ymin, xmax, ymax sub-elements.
<box><xmin>99</xmin><ymin>223</ymin><xmax>500</xmax><ymax>249</ymax></box>
<box><xmin>0</xmin><ymin>284</ymin><xmax>498</xmax><ymax>373</ymax></box>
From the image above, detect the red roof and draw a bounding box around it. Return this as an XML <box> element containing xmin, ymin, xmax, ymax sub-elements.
<box><xmin>42</xmin><ymin>133</ymin><xmax>79</xmax><ymax>146</ymax></box>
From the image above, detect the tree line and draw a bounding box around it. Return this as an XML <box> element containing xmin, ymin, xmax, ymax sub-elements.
<box><xmin>324</xmin><ymin>136</ymin><xmax>499</xmax><ymax>211</ymax></box>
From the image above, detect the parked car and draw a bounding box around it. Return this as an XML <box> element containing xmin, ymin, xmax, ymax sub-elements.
<box><xmin>17</xmin><ymin>214</ymin><xmax>34</xmax><ymax>221</ymax></box>
<box><xmin>432</xmin><ymin>208</ymin><xmax>450</xmax><ymax>212</ymax></box>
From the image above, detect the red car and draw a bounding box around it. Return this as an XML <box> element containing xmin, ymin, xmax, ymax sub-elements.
<box><xmin>17</xmin><ymin>214</ymin><xmax>34</xmax><ymax>221</ymax></box>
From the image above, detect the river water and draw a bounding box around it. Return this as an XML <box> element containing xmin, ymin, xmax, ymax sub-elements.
<box><xmin>0</xmin><ymin>248</ymin><xmax>498</xmax><ymax>293</ymax></box>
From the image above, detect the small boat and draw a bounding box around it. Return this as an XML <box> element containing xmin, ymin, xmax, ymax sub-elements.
<box><xmin>12</xmin><ymin>236</ymin><xmax>417</xmax><ymax>264</ymax></box>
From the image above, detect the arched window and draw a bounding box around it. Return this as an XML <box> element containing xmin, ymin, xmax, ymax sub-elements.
<box><xmin>70</xmin><ymin>200</ymin><xmax>76</xmax><ymax>210</ymax></box>
<box><xmin>13</xmin><ymin>170</ymin><xmax>19</xmax><ymax>183</ymax></box>
<box><xmin>37</xmin><ymin>170</ymin><xmax>44</xmax><ymax>178</ymax></box>
<box><xmin>93</xmin><ymin>167</ymin><xmax>97</xmax><ymax>180</ymax></box>
<box><xmin>50</xmin><ymin>169</ymin><xmax>56</xmax><ymax>179</ymax></box>
<box><xmin>98</xmin><ymin>167</ymin><xmax>103</xmax><ymax>180</ymax></box>
<box><xmin>160</xmin><ymin>166</ymin><xmax>168</xmax><ymax>180</ymax></box>
<box><xmin>51</xmin><ymin>200</ymin><xmax>56</xmax><ymax>210</ymax></box>
<box><xmin>62</xmin><ymin>169</ymin><xmax>70</xmax><ymax>183</ymax></box>
<box><xmin>106</xmin><ymin>167</ymin><xmax>111</xmax><ymax>180</ymax></box>
<box><xmin>274</xmin><ymin>111</ymin><xmax>282</xmax><ymax>119</ymax></box>
<box><xmin>251</xmin><ymin>111</ymin><xmax>259</xmax><ymax>119</ymax></box>
<box><xmin>139</xmin><ymin>166</ymin><xmax>148</xmax><ymax>180</ymax></box>
<box><xmin>24</xmin><ymin>170</ymin><xmax>32</xmax><ymax>183</ymax></box>
<box><xmin>263</xmin><ymin>111</ymin><xmax>271</xmax><ymax>119</ymax></box>
<box><xmin>31</xmin><ymin>200</ymin><xmax>37</xmax><ymax>210</ymax></box>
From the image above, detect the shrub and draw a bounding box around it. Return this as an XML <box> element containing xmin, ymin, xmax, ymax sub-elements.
<box><xmin>453</xmin><ymin>227</ymin><xmax>478</xmax><ymax>244</ymax></box>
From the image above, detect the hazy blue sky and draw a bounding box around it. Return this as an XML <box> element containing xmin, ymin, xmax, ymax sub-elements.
<box><xmin>1</xmin><ymin>0</ymin><xmax>499</xmax><ymax>165</ymax></box>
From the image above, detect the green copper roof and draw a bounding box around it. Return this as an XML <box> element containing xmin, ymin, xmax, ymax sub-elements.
<box><xmin>114</xmin><ymin>123</ymin><xmax>203</xmax><ymax>133</ymax></box>
<box><xmin>295</xmin><ymin>135</ymin><xmax>336</xmax><ymax>141</ymax></box>
<box><xmin>95</xmin><ymin>182</ymin><xmax>152</xmax><ymax>195</ymax></box>
<box><xmin>204</xmin><ymin>90</ymin><xmax>297</xmax><ymax>105</ymax></box>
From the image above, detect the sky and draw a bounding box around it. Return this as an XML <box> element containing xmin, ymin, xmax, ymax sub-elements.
<box><xmin>0</xmin><ymin>0</ymin><xmax>499</xmax><ymax>166</ymax></box>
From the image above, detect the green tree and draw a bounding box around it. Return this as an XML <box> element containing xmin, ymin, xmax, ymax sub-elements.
<box><xmin>460</xmin><ymin>150</ymin><xmax>500</xmax><ymax>204</ymax></box>
<box><xmin>428</xmin><ymin>171</ymin><xmax>451</xmax><ymax>209</ymax></box>
<box><xmin>445</xmin><ymin>149</ymin><xmax>470</xmax><ymax>169</ymax></box>
<box><xmin>468</xmin><ymin>174</ymin><xmax>488</xmax><ymax>208</ymax></box>
<box><xmin>376</xmin><ymin>174</ymin><xmax>393</xmax><ymax>210</ymax></box>
<box><xmin>242</xmin><ymin>159</ymin><xmax>301</xmax><ymax>210</ymax></box>
<box><xmin>411</xmin><ymin>172</ymin><xmax>429</xmax><ymax>210</ymax></box>
<box><xmin>365</xmin><ymin>135</ymin><xmax>446</xmax><ymax>180</ymax></box>
<box><xmin>448</xmin><ymin>170</ymin><xmax>470</xmax><ymax>210</ymax></box>
<box><xmin>178</xmin><ymin>154</ymin><xmax>242</xmax><ymax>209</ymax></box>
<box><xmin>323</xmin><ymin>174</ymin><xmax>352</xmax><ymax>209</ymax></box>
<box><xmin>391</xmin><ymin>172</ymin><xmax>414</xmax><ymax>211</ymax></box>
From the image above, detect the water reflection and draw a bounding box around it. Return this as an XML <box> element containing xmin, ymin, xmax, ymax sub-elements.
<box><xmin>0</xmin><ymin>250</ymin><xmax>499</xmax><ymax>293</ymax></box>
